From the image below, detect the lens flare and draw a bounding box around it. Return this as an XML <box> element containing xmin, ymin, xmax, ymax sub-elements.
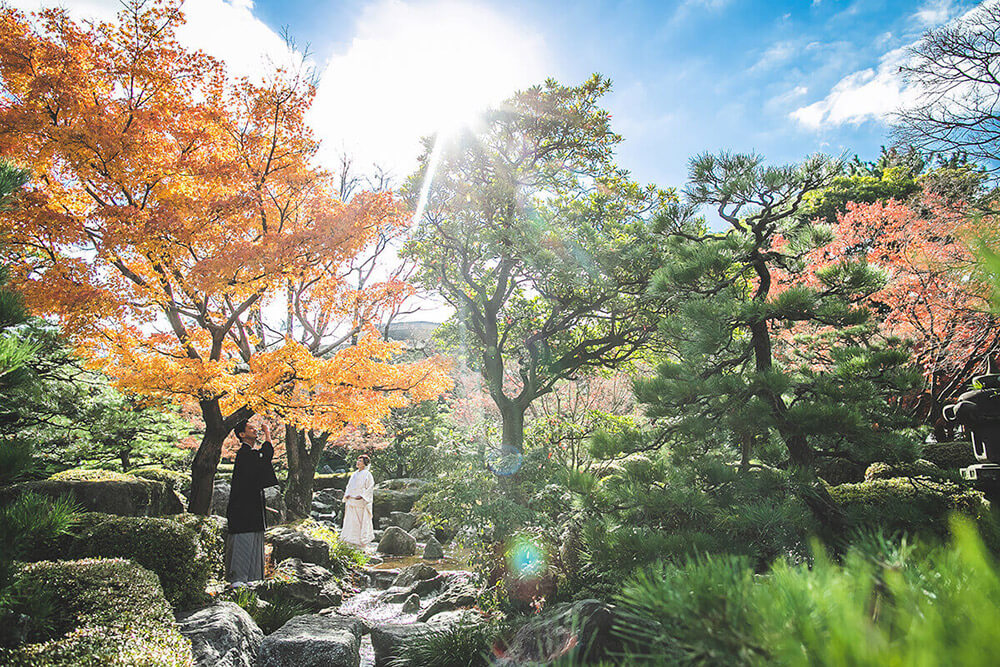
<box><xmin>507</xmin><ymin>535</ymin><xmax>547</xmax><ymax>579</ymax></box>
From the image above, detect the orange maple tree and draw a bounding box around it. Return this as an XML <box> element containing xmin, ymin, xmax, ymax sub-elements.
<box><xmin>0</xmin><ymin>0</ymin><xmax>450</xmax><ymax>514</ymax></box>
<box><xmin>783</xmin><ymin>192</ymin><xmax>1000</xmax><ymax>437</ymax></box>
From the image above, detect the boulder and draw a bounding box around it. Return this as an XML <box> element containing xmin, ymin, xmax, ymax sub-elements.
<box><xmin>314</xmin><ymin>473</ymin><xmax>352</xmax><ymax>491</ymax></box>
<box><xmin>381</xmin><ymin>573</ymin><xmax>448</xmax><ymax>603</ymax></box>
<box><xmin>408</xmin><ymin>524</ymin><xmax>434</xmax><ymax>542</ymax></box>
<box><xmin>258</xmin><ymin>614</ymin><xmax>364</xmax><ymax>667</ymax></box>
<box><xmin>0</xmin><ymin>475</ymin><xmax>183</xmax><ymax>517</ymax></box>
<box><xmin>364</xmin><ymin>568</ymin><xmax>401</xmax><ymax>590</ymax></box>
<box><xmin>416</xmin><ymin>579</ymin><xmax>479</xmax><ymax>622</ymax></box>
<box><xmin>211</xmin><ymin>480</ymin><xmax>231</xmax><ymax>516</ymax></box>
<box><xmin>267</xmin><ymin>526</ymin><xmax>331</xmax><ymax>567</ymax></box>
<box><xmin>423</xmin><ymin>537</ymin><xmax>444</xmax><ymax>560</ymax></box>
<box><xmin>370</xmin><ymin>623</ymin><xmax>432</xmax><ymax>667</ymax></box>
<box><xmin>496</xmin><ymin>599</ymin><xmax>621</xmax><ymax>666</ymax></box>
<box><xmin>265</xmin><ymin>486</ymin><xmax>287</xmax><ymax>523</ymax></box>
<box><xmin>401</xmin><ymin>593</ymin><xmax>420</xmax><ymax>614</ymax></box>
<box><xmin>426</xmin><ymin>609</ymin><xmax>483</xmax><ymax>627</ymax></box>
<box><xmin>388</xmin><ymin>511</ymin><xmax>418</xmax><ymax>531</ymax></box>
<box><xmin>377</xmin><ymin>526</ymin><xmax>417</xmax><ymax>556</ymax></box>
<box><xmin>373</xmin><ymin>479</ymin><xmax>430</xmax><ymax>519</ymax></box>
<box><xmin>313</xmin><ymin>488</ymin><xmax>343</xmax><ymax>510</ymax></box>
<box><xmin>176</xmin><ymin>601</ymin><xmax>263</xmax><ymax>667</ymax></box>
<box><xmin>392</xmin><ymin>563</ymin><xmax>439</xmax><ymax>588</ymax></box>
<box><xmin>258</xmin><ymin>558</ymin><xmax>343</xmax><ymax>610</ymax></box>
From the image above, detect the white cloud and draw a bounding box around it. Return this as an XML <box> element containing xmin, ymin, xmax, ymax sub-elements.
<box><xmin>912</xmin><ymin>0</ymin><xmax>958</xmax><ymax>27</ymax></box>
<box><xmin>309</xmin><ymin>0</ymin><xmax>549</xmax><ymax>177</ymax></box>
<box><xmin>790</xmin><ymin>0</ymin><xmax>991</xmax><ymax>130</ymax></box>
<box><xmin>749</xmin><ymin>41</ymin><xmax>797</xmax><ymax>73</ymax></box>
<box><xmin>790</xmin><ymin>47</ymin><xmax>918</xmax><ymax>129</ymax></box>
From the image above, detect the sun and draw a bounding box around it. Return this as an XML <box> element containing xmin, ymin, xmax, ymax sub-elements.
<box><xmin>310</xmin><ymin>0</ymin><xmax>548</xmax><ymax>175</ymax></box>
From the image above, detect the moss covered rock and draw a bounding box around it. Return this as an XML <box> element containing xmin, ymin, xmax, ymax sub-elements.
<box><xmin>831</xmin><ymin>477</ymin><xmax>988</xmax><ymax>537</ymax></box>
<box><xmin>864</xmin><ymin>459</ymin><xmax>960</xmax><ymax>483</ymax></box>
<box><xmin>1</xmin><ymin>471</ymin><xmax>184</xmax><ymax>517</ymax></box>
<box><xmin>0</xmin><ymin>558</ymin><xmax>192</xmax><ymax>666</ymax></box>
<box><xmin>920</xmin><ymin>440</ymin><xmax>978</xmax><ymax>471</ymax></box>
<box><xmin>132</xmin><ymin>467</ymin><xmax>192</xmax><ymax>498</ymax></box>
<box><xmin>313</xmin><ymin>472</ymin><xmax>351</xmax><ymax>491</ymax></box>
<box><xmin>73</xmin><ymin>516</ymin><xmax>210</xmax><ymax>609</ymax></box>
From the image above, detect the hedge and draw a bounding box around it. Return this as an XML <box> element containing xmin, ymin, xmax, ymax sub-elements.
<box><xmin>831</xmin><ymin>477</ymin><xmax>988</xmax><ymax>537</ymax></box>
<box><xmin>132</xmin><ymin>467</ymin><xmax>192</xmax><ymax>498</ymax></box>
<box><xmin>920</xmin><ymin>440</ymin><xmax>978</xmax><ymax>471</ymax></box>
<box><xmin>864</xmin><ymin>459</ymin><xmax>961</xmax><ymax>483</ymax></box>
<box><xmin>0</xmin><ymin>558</ymin><xmax>192</xmax><ymax>666</ymax></box>
<box><xmin>72</xmin><ymin>516</ymin><xmax>210</xmax><ymax>609</ymax></box>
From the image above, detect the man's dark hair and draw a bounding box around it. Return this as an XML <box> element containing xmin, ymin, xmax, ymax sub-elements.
<box><xmin>234</xmin><ymin>420</ymin><xmax>250</xmax><ymax>438</ymax></box>
<box><xmin>358</xmin><ymin>454</ymin><xmax>370</xmax><ymax>466</ymax></box>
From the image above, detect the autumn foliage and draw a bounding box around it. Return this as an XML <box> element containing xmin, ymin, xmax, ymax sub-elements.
<box><xmin>781</xmin><ymin>192</ymin><xmax>999</xmax><ymax>432</ymax></box>
<box><xmin>0</xmin><ymin>0</ymin><xmax>450</xmax><ymax>513</ymax></box>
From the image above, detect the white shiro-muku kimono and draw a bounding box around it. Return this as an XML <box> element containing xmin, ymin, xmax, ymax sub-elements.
<box><xmin>341</xmin><ymin>468</ymin><xmax>375</xmax><ymax>546</ymax></box>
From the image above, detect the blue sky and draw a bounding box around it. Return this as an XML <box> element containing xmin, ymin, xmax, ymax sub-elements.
<box><xmin>239</xmin><ymin>0</ymin><xmax>979</xmax><ymax>189</ymax></box>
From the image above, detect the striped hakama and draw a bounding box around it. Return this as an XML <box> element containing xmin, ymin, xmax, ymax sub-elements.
<box><xmin>225</xmin><ymin>531</ymin><xmax>265</xmax><ymax>583</ymax></box>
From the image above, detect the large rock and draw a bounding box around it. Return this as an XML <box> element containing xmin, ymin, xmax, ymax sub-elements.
<box><xmin>401</xmin><ymin>593</ymin><xmax>420</xmax><ymax>614</ymax></box>
<box><xmin>258</xmin><ymin>558</ymin><xmax>343</xmax><ymax>610</ymax></box>
<box><xmin>423</xmin><ymin>537</ymin><xmax>444</xmax><ymax>560</ymax></box>
<box><xmin>387</xmin><ymin>511</ymin><xmax>418</xmax><ymax>531</ymax></box>
<box><xmin>416</xmin><ymin>578</ymin><xmax>479</xmax><ymax>622</ymax></box>
<box><xmin>392</xmin><ymin>563</ymin><xmax>439</xmax><ymax>588</ymax></box>
<box><xmin>496</xmin><ymin>599</ymin><xmax>621</xmax><ymax>666</ymax></box>
<box><xmin>176</xmin><ymin>601</ymin><xmax>263</xmax><ymax>667</ymax></box>
<box><xmin>0</xmin><ymin>476</ymin><xmax>183</xmax><ymax>517</ymax></box>
<box><xmin>408</xmin><ymin>524</ymin><xmax>434</xmax><ymax>542</ymax></box>
<box><xmin>377</xmin><ymin>526</ymin><xmax>417</xmax><ymax>556</ymax></box>
<box><xmin>265</xmin><ymin>486</ymin><xmax>287</xmax><ymax>523</ymax></box>
<box><xmin>370</xmin><ymin>623</ymin><xmax>432</xmax><ymax>667</ymax></box>
<box><xmin>267</xmin><ymin>526</ymin><xmax>331</xmax><ymax>566</ymax></box>
<box><xmin>211</xmin><ymin>480</ymin><xmax>231</xmax><ymax>516</ymax></box>
<box><xmin>373</xmin><ymin>479</ymin><xmax>430</xmax><ymax>519</ymax></box>
<box><xmin>258</xmin><ymin>614</ymin><xmax>364</xmax><ymax>667</ymax></box>
<box><xmin>313</xmin><ymin>488</ymin><xmax>343</xmax><ymax>510</ymax></box>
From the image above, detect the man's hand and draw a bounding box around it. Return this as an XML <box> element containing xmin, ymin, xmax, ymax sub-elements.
<box><xmin>262</xmin><ymin>422</ymin><xmax>272</xmax><ymax>442</ymax></box>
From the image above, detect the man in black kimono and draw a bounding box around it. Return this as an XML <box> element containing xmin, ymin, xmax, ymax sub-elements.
<box><xmin>224</xmin><ymin>419</ymin><xmax>279</xmax><ymax>585</ymax></box>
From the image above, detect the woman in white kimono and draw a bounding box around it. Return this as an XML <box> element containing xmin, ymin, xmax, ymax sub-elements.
<box><xmin>341</xmin><ymin>454</ymin><xmax>375</xmax><ymax>547</ymax></box>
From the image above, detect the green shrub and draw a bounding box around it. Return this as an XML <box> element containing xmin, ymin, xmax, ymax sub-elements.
<box><xmin>615</xmin><ymin>519</ymin><xmax>1000</xmax><ymax>666</ymax></box>
<box><xmin>132</xmin><ymin>467</ymin><xmax>191</xmax><ymax>497</ymax></box>
<box><xmin>73</xmin><ymin>516</ymin><xmax>209</xmax><ymax>609</ymax></box>
<box><xmin>289</xmin><ymin>518</ymin><xmax>367</xmax><ymax>574</ymax></box>
<box><xmin>920</xmin><ymin>440</ymin><xmax>977</xmax><ymax>470</ymax></box>
<box><xmin>0</xmin><ymin>492</ymin><xmax>78</xmax><ymax>606</ymax></box>
<box><xmin>48</xmin><ymin>469</ymin><xmax>138</xmax><ymax>482</ymax></box>
<box><xmin>864</xmin><ymin>459</ymin><xmax>960</xmax><ymax>483</ymax></box>
<box><xmin>167</xmin><ymin>513</ymin><xmax>226</xmax><ymax>582</ymax></box>
<box><xmin>0</xmin><ymin>558</ymin><xmax>191</xmax><ymax>666</ymax></box>
<box><xmin>830</xmin><ymin>477</ymin><xmax>987</xmax><ymax>538</ymax></box>
<box><xmin>389</xmin><ymin>621</ymin><xmax>496</xmax><ymax>667</ymax></box>
<box><xmin>221</xmin><ymin>586</ymin><xmax>311</xmax><ymax>635</ymax></box>
<box><xmin>815</xmin><ymin>457</ymin><xmax>867</xmax><ymax>485</ymax></box>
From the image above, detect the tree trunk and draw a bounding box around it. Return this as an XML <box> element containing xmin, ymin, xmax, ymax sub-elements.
<box><xmin>500</xmin><ymin>401</ymin><xmax>527</xmax><ymax>453</ymax></box>
<box><xmin>188</xmin><ymin>399</ymin><xmax>230</xmax><ymax>515</ymax></box>
<box><xmin>284</xmin><ymin>426</ymin><xmax>311</xmax><ymax>520</ymax></box>
<box><xmin>284</xmin><ymin>427</ymin><xmax>328</xmax><ymax>520</ymax></box>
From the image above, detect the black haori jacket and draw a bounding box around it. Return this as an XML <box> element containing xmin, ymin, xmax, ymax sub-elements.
<box><xmin>226</xmin><ymin>440</ymin><xmax>280</xmax><ymax>534</ymax></box>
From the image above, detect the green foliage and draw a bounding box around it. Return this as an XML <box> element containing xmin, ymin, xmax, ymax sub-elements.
<box><xmin>405</xmin><ymin>75</ymin><xmax>685</xmax><ymax>453</ymax></box>
<box><xmin>1</xmin><ymin>322</ymin><xmax>191</xmax><ymax>473</ymax></box>
<box><xmin>0</xmin><ymin>492</ymin><xmax>78</xmax><ymax>608</ymax></box>
<box><xmin>221</xmin><ymin>586</ymin><xmax>311</xmax><ymax>635</ymax></box>
<box><xmin>568</xmin><ymin>455</ymin><xmax>817</xmax><ymax>600</ymax></box>
<box><xmin>831</xmin><ymin>477</ymin><xmax>987</xmax><ymax>538</ymax></box>
<box><xmin>920</xmin><ymin>440</ymin><xmax>977</xmax><ymax>470</ymax></box>
<box><xmin>369</xmin><ymin>400</ymin><xmax>457</xmax><ymax>479</ymax></box>
<box><xmin>0</xmin><ymin>558</ymin><xmax>190</xmax><ymax>665</ymax></box>
<box><xmin>863</xmin><ymin>458</ymin><xmax>960</xmax><ymax>483</ymax></box>
<box><xmin>388</xmin><ymin>621</ymin><xmax>496</xmax><ymax>667</ymax></box>
<box><xmin>72</xmin><ymin>516</ymin><xmax>209</xmax><ymax>609</ymax></box>
<box><xmin>132</xmin><ymin>466</ymin><xmax>192</xmax><ymax>497</ymax></box>
<box><xmin>615</xmin><ymin>519</ymin><xmax>1000</xmax><ymax>666</ymax></box>
<box><xmin>167</xmin><ymin>513</ymin><xmax>226</xmax><ymax>582</ymax></box>
<box><xmin>288</xmin><ymin>517</ymin><xmax>368</xmax><ymax>574</ymax></box>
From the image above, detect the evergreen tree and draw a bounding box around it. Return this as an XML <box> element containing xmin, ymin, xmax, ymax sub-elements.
<box><xmin>633</xmin><ymin>152</ymin><xmax>920</xmax><ymax>515</ymax></box>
